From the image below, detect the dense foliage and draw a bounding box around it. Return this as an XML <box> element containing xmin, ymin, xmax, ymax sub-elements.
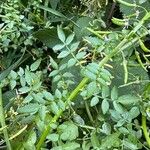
<box><xmin>0</xmin><ymin>0</ymin><xmax>150</xmax><ymax>149</ymax></box>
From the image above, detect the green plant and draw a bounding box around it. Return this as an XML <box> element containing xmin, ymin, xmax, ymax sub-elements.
<box><xmin>0</xmin><ymin>0</ymin><xmax>150</xmax><ymax>150</ymax></box>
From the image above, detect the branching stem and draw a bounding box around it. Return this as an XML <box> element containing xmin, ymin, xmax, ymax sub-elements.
<box><xmin>142</xmin><ymin>115</ymin><xmax>150</xmax><ymax>147</ymax></box>
<box><xmin>36</xmin><ymin>12</ymin><xmax>150</xmax><ymax>149</ymax></box>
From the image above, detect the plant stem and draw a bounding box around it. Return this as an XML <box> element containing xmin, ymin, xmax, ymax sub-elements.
<box><xmin>84</xmin><ymin>101</ymin><xmax>94</xmax><ymax>123</ymax></box>
<box><xmin>142</xmin><ymin>115</ymin><xmax>150</xmax><ymax>147</ymax></box>
<box><xmin>36</xmin><ymin>12</ymin><xmax>150</xmax><ymax>149</ymax></box>
<box><xmin>0</xmin><ymin>88</ymin><xmax>12</xmax><ymax>150</ymax></box>
<box><xmin>36</xmin><ymin>77</ymin><xmax>88</xmax><ymax>149</ymax></box>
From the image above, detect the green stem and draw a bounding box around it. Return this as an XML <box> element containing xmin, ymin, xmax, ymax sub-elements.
<box><xmin>44</xmin><ymin>0</ymin><xmax>49</xmax><ymax>20</ymax></box>
<box><xmin>0</xmin><ymin>88</ymin><xmax>12</xmax><ymax>150</ymax></box>
<box><xmin>85</xmin><ymin>101</ymin><xmax>94</xmax><ymax>123</ymax></box>
<box><xmin>142</xmin><ymin>115</ymin><xmax>150</xmax><ymax>147</ymax></box>
<box><xmin>36</xmin><ymin>78</ymin><xmax>88</xmax><ymax>149</ymax></box>
<box><xmin>36</xmin><ymin>12</ymin><xmax>150</xmax><ymax>149</ymax></box>
<box><xmin>66</xmin><ymin>45</ymin><xmax>82</xmax><ymax>67</ymax></box>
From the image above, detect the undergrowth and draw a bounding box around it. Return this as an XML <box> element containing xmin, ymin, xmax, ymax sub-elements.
<box><xmin>0</xmin><ymin>0</ymin><xmax>150</xmax><ymax>150</ymax></box>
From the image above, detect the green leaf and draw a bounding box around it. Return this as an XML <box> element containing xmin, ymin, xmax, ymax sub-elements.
<box><xmin>59</xmin><ymin>63</ymin><xmax>67</xmax><ymax>70</ymax></box>
<box><xmin>116</xmin><ymin>119</ymin><xmax>126</xmax><ymax>127</ymax></box>
<box><xmin>32</xmin><ymin>82</ymin><xmax>42</xmax><ymax>91</ymax></box>
<box><xmin>139</xmin><ymin>0</ymin><xmax>147</xmax><ymax>4</ymax></box>
<box><xmin>60</xmin><ymin>131</ymin><xmax>70</xmax><ymax>141</ymax></box>
<box><xmin>57</xmin><ymin>26</ymin><xmax>66</xmax><ymax>42</ymax></box>
<box><xmin>10</xmin><ymin>80</ymin><xmax>16</xmax><ymax>90</ymax></box>
<box><xmin>20</xmin><ymin>77</ymin><xmax>26</xmax><ymax>87</ymax></box>
<box><xmin>9</xmin><ymin>70</ymin><xmax>18</xmax><ymax>79</ymax></box>
<box><xmin>33</xmin><ymin>28</ymin><xmax>60</xmax><ymax>48</ymax></box>
<box><xmin>55</xmin><ymin>89</ymin><xmax>62</xmax><ymax>99</ymax></box>
<box><xmin>58</xmin><ymin>100</ymin><xmax>65</xmax><ymax>111</ymax></box>
<box><xmin>129</xmin><ymin>107</ymin><xmax>140</xmax><ymax>119</ymax></box>
<box><xmin>19</xmin><ymin>86</ymin><xmax>31</xmax><ymax>94</ymax></box>
<box><xmin>67</xmin><ymin>58</ymin><xmax>76</xmax><ymax>68</ymax></box>
<box><xmin>85</xmin><ymin>36</ymin><xmax>103</xmax><ymax>46</ymax></box>
<box><xmin>0</xmin><ymin>52</ymin><xmax>24</xmax><ymax>81</ymax></box>
<box><xmin>118</xmin><ymin>127</ymin><xmax>129</xmax><ymax>134</ymax></box>
<box><xmin>39</xmin><ymin>106</ymin><xmax>46</xmax><ymax>121</ymax></box>
<box><xmin>101</xmin><ymin>68</ymin><xmax>112</xmax><ymax>77</ymax></box>
<box><xmin>59</xmin><ymin>121</ymin><xmax>79</xmax><ymax>141</ymax></box>
<box><xmin>117</xmin><ymin>94</ymin><xmax>141</xmax><ymax>105</ymax></box>
<box><xmin>102</xmin><ymin>85</ymin><xmax>110</xmax><ymax>98</ymax></box>
<box><xmin>18</xmin><ymin>67</ymin><xmax>24</xmax><ymax>76</ymax></box>
<box><xmin>17</xmin><ymin>103</ymin><xmax>40</xmax><ymax>113</ymax></box>
<box><xmin>51</xmin><ymin>142</ymin><xmax>80</xmax><ymax>150</ymax></box>
<box><xmin>25</xmin><ymin>69</ymin><xmax>32</xmax><ymax>86</ymax></box>
<box><xmin>123</xmin><ymin>140</ymin><xmax>138</xmax><ymax>150</ymax></box>
<box><xmin>20</xmin><ymin>115</ymin><xmax>35</xmax><ymax>125</ymax></box>
<box><xmin>43</xmin><ymin>91</ymin><xmax>54</xmax><ymax>101</ymax></box>
<box><xmin>19</xmin><ymin>0</ymin><xmax>29</xmax><ymax>7</ymax></box>
<box><xmin>86</xmin><ymin>81</ymin><xmax>99</xmax><ymax>98</ymax></box>
<box><xmin>113</xmin><ymin>101</ymin><xmax>125</xmax><ymax>114</ymax></box>
<box><xmin>47</xmin><ymin>133</ymin><xmax>59</xmax><ymax>142</ymax></box>
<box><xmin>49</xmin><ymin>70</ymin><xmax>59</xmax><ymax>77</ymax></box>
<box><xmin>62</xmin><ymin>72</ymin><xmax>74</xmax><ymax>78</ymax></box>
<box><xmin>87</xmin><ymin>63</ymin><xmax>99</xmax><ymax>74</ymax></box>
<box><xmin>97</xmin><ymin>77</ymin><xmax>107</xmax><ymax>85</ymax></box>
<box><xmin>50</xmin><ymin>57</ymin><xmax>58</xmax><ymax>69</ymax></box>
<box><xmin>73</xmin><ymin>114</ymin><xmax>85</xmax><ymax>125</ymax></box>
<box><xmin>23</xmin><ymin>94</ymin><xmax>33</xmax><ymax>103</ymax></box>
<box><xmin>50</xmin><ymin>0</ymin><xmax>60</xmax><ymax>9</ymax></box>
<box><xmin>101</xmin><ymin>122</ymin><xmax>111</xmax><ymax>135</ymax></box>
<box><xmin>111</xmin><ymin>86</ymin><xmax>118</xmax><ymax>101</ymax></box>
<box><xmin>76</xmin><ymin>52</ymin><xmax>86</xmax><ymax>59</ymax></box>
<box><xmin>82</xmin><ymin>141</ymin><xmax>92</xmax><ymax>150</ymax></box>
<box><xmin>66</xmin><ymin>33</ymin><xmax>75</xmax><ymax>45</ymax></box>
<box><xmin>3</xmin><ymin>90</ymin><xmax>16</xmax><ymax>108</ymax></box>
<box><xmin>53</xmin><ymin>75</ymin><xmax>61</xmax><ymax>82</ymax></box>
<box><xmin>74</xmin><ymin>17</ymin><xmax>93</xmax><ymax>39</ymax></box>
<box><xmin>63</xmin><ymin>142</ymin><xmax>80</xmax><ymax>150</ymax></box>
<box><xmin>51</xmin><ymin>102</ymin><xmax>59</xmax><ymax>114</ymax></box>
<box><xmin>70</xmin><ymin>42</ymin><xmax>80</xmax><ymax>52</ymax></box>
<box><xmin>23</xmin><ymin>131</ymin><xmax>36</xmax><ymax>150</ymax></box>
<box><xmin>91</xmin><ymin>132</ymin><xmax>100</xmax><ymax>148</ymax></box>
<box><xmin>101</xmin><ymin>99</ymin><xmax>109</xmax><ymax>114</ymax></box>
<box><xmin>30</xmin><ymin>59</ymin><xmax>41</xmax><ymax>71</ymax></box>
<box><xmin>90</xmin><ymin>96</ymin><xmax>99</xmax><ymax>107</ymax></box>
<box><xmin>100</xmin><ymin>72</ymin><xmax>111</xmax><ymax>82</ymax></box>
<box><xmin>100</xmin><ymin>132</ymin><xmax>120</xmax><ymax>149</ymax></box>
<box><xmin>83</xmin><ymin>69</ymin><xmax>97</xmax><ymax>80</ymax></box>
<box><xmin>32</xmin><ymin>93</ymin><xmax>45</xmax><ymax>104</ymax></box>
<box><xmin>110</xmin><ymin>110</ymin><xmax>121</xmax><ymax>121</ymax></box>
<box><xmin>57</xmin><ymin>51</ymin><xmax>70</xmax><ymax>58</ymax></box>
<box><xmin>53</xmin><ymin>44</ymin><xmax>65</xmax><ymax>51</ymax></box>
<box><xmin>38</xmin><ymin>5</ymin><xmax>66</xmax><ymax>18</ymax></box>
